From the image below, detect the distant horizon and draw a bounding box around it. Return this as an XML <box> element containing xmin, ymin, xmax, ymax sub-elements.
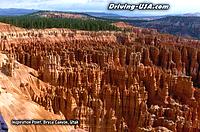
<box><xmin>1</xmin><ymin>7</ymin><xmax>200</xmax><ymax>17</ymax></box>
<box><xmin>0</xmin><ymin>0</ymin><xmax>200</xmax><ymax>17</ymax></box>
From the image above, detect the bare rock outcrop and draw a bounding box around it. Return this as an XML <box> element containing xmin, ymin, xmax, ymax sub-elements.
<box><xmin>0</xmin><ymin>23</ymin><xmax>200</xmax><ymax>132</ymax></box>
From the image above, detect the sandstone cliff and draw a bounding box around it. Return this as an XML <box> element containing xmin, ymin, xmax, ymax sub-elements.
<box><xmin>0</xmin><ymin>22</ymin><xmax>200</xmax><ymax>132</ymax></box>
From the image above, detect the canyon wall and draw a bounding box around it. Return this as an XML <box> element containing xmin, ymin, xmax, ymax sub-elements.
<box><xmin>0</xmin><ymin>23</ymin><xmax>200</xmax><ymax>132</ymax></box>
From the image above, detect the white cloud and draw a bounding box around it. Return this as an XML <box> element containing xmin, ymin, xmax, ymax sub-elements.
<box><xmin>0</xmin><ymin>0</ymin><xmax>200</xmax><ymax>16</ymax></box>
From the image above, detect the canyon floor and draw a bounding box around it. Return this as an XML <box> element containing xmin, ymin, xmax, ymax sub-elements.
<box><xmin>0</xmin><ymin>22</ymin><xmax>200</xmax><ymax>132</ymax></box>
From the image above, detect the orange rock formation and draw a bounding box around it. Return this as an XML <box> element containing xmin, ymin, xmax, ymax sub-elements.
<box><xmin>0</xmin><ymin>23</ymin><xmax>200</xmax><ymax>132</ymax></box>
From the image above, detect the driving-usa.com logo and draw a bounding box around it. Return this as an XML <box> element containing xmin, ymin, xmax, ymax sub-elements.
<box><xmin>108</xmin><ymin>3</ymin><xmax>170</xmax><ymax>11</ymax></box>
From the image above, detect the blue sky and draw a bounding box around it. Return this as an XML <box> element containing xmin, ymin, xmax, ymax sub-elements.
<box><xmin>0</xmin><ymin>0</ymin><xmax>200</xmax><ymax>16</ymax></box>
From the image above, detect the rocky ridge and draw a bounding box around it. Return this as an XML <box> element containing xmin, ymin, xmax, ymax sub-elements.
<box><xmin>0</xmin><ymin>23</ymin><xmax>200</xmax><ymax>132</ymax></box>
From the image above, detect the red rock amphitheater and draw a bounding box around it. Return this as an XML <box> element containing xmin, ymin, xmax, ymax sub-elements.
<box><xmin>0</xmin><ymin>22</ymin><xmax>200</xmax><ymax>132</ymax></box>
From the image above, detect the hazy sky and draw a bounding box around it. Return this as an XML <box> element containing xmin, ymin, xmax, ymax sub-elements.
<box><xmin>0</xmin><ymin>0</ymin><xmax>200</xmax><ymax>16</ymax></box>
